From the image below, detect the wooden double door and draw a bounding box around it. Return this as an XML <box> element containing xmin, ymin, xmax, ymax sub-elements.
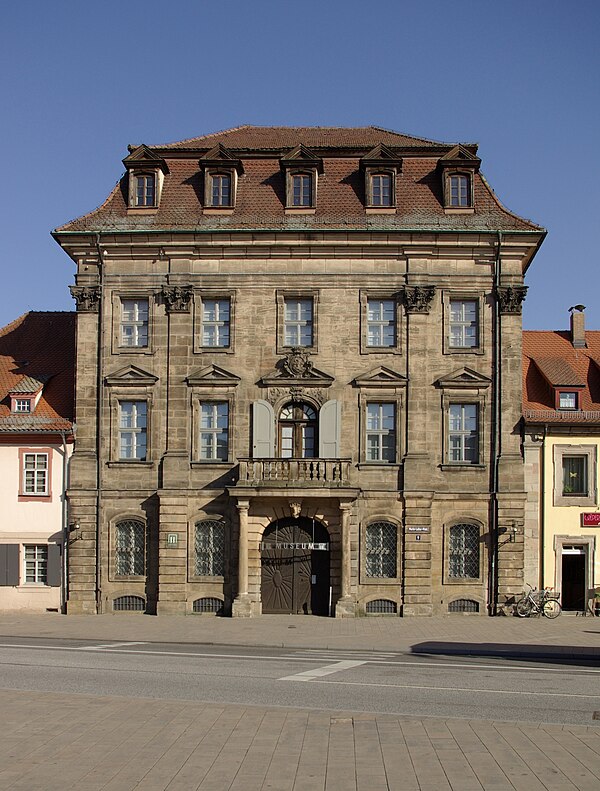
<box><xmin>261</xmin><ymin>518</ymin><xmax>330</xmax><ymax>616</ymax></box>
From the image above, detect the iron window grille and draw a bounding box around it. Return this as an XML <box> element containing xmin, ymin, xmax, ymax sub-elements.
<box><xmin>449</xmin><ymin>523</ymin><xmax>480</xmax><ymax>579</ymax></box>
<box><xmin>192</xmin><ymin>597</ymin><xmax>224</xmax><ymax>614</ymax></box>
<box><xmin>365</xmin><ymin>521</ymin><xmax>397</xmax><ymax>578</ymax></box>
<box><xmin>115</xmin><ymin>520</ymin><xmax>146</xmax><ymax>576</ymax></box>
<box><xmin>113</xmin><ymin>595</ymin><xmax>145</xmax><ymax>611</ymax></box>
<box><xmin>448</xmin><ymin>598</ymin><xmax>479</xmax><ymax>613</ymax></box>
<box><xmin>366</xmin><ymin>599</ymin><xmax>397</xmax><ymax>614</ymax></box>
<box><xmin>195</xmin><ymin>520</ymin><xmax>225</xmax><ymax>576</ymax></box>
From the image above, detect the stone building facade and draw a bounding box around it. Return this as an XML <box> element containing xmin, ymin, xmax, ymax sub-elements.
<box><xmin>53</xmin><ymin>126</ymin><xmax>545</xmax><ymax>616</ymax></box>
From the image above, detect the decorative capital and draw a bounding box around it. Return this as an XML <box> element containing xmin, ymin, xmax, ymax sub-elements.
<box><xmin>281</xmin><ymin>348</ymin><xmax>313</xmax><ymax>378</ymax></box>
<box><xmin>403</xmin><ymin>285</ymin><xmax>435</xmax><ymax>314</ymax></box>
<box><xmin>497</xmin><ymin>285</ymin><xmax>527</xmax><ymax>314</ymax></box>
<box><xmin>161</xmin><ymin>285</ymin><xmax>193</xmax><ymax>313</ymax></box>
<box><xmin>69</xmin><ymin>285</ymin><xmax>100</xmax><ymax>313</ymax></box>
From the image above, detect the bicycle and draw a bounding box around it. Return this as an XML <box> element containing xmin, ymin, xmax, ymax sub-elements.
<box><xmin>515</xmin><ymin>584</ymin><xmax>562</xmax><ymax>618</ymax></box>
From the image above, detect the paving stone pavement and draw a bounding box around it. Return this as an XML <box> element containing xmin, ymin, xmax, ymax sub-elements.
<box><xmin>1</xmin><ymin>614</ymin><xmax>600</xmax><ymax>788</ymax></box>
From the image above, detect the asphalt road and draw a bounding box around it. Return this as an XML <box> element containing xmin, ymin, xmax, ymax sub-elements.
<box><xmin>0</xmin><ymin>637</ymin><xmax>599</xmax><ymax>726</ymax></box>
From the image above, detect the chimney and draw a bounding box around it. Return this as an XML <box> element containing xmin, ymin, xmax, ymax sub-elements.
<box><xmin>569</xmin><ymin>305</ymin><xmax>587</xmax><ymax>348</ymax></box>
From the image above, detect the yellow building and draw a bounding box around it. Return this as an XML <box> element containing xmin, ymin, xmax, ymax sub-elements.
<box><xmin>523</xmin><ymin>307</ymin><xmax>600</xmax><ymax>613</ymax></box>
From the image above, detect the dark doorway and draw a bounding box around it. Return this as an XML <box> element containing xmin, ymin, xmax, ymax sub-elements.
<box><xmin>562</xmin><ymin>551</ymin><xmax>586</xmax><ymax>611</ymax></box>
<box><xmin>261</xmin><ymin>517</ymin><xmax>330</xmax><ymax>615</ymax></box>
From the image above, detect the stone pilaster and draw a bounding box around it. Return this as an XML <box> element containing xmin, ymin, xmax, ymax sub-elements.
<box><xmin>232</xmin><ymin>499</ymin><xmax>252</xmax><ymax>616</ymax></box>
<box><xmin>335</xmin><ymin>501</ymin><xmax>356</xmax><ymax>617</ymax></box>
<box><xmin>156</xmin><ymin>492</ymin><xmax>188</xmax><ymax>614</ymax></box>
<box><xmin>65</xmin><ymin>494</ymin><xmax>98</xmax><ymax>614</ymax></box>
<box><xmin>402</xmin><ymin>494</ymin><xmax>433</xmax><ymax>616</ymax></box>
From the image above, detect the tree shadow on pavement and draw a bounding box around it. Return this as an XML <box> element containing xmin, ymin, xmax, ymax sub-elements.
<box><xmin>410</xmin><ymin>641</ymin><xmax>600</xmax><ymax>667</ymax></box>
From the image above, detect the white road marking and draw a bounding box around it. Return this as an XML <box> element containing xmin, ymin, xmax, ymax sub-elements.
<box><xmin>82</xmin><ymin>642</ymin><xmax>149</xmax><ymax>649</ymax></box>
<box><xmin>279</xmin><ymin>660</ymin><xmax>366</xmax><ymax>681</ymax></box>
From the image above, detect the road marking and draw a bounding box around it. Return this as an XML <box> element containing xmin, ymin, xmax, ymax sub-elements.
<box><xmin>279</xmin><ymin>660</ymin><xmax>366</xmax><ymax>681</ymax></box>
<box><xmin>280</xmin><ymin>677</ymin><xmax>600</xmax><ymax>699</ymax></box>
<box><xmin>82</xmin><ymin>642</ymin><xmax>149</xmax><ymax>649</ymax></box>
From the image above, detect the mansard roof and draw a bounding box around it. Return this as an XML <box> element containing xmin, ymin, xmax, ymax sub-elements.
<box><xmin>55</xmin><ymin>125</ymin><xmax>544</xmax><ymax>235</ymax></box>
<box><xmin>0</xmin><ymin>312</ymin><xmax>75</xmax><ymax>434</ymax></box>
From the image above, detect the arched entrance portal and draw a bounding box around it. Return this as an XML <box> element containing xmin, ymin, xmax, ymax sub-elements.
<box><xmin>261</xmin><ymin>517</ymin><xmax>330</xmax><ymax>615</ymax></box>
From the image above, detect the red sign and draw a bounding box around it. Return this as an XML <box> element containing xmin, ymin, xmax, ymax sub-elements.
<box><xmin>582</xmin><ymin>513</ymin><xmax>600</xmax><ymax>526</ymax></box>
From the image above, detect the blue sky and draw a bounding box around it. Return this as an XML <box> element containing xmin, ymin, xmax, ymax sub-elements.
<box><xmin>1</xmin><ymin>0</ymin><xmax>598</xmax><ymax>331</ymax></box>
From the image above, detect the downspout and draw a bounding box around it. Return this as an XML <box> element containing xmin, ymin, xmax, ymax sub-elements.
<box><xmin>489</xmin><ymin>231</ymin><xmax>502</xmax><ymax>615</ymax></box>
<box><xmin>59</xmin><ymin>428</ymin><xmax>69</xmax><ymax>614</ymax></box>
<box><xmin>95</xmin><ymin>233</ymin><xmax>104</xmax><ymax>612</ymax></box>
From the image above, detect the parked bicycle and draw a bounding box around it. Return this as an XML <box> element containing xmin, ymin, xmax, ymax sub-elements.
<box><xmin>515</xmin><ymin>584</ymin><xmax>562</xmax><ymax>618</ymax></box>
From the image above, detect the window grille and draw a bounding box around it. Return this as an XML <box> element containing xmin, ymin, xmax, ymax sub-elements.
<box><xmin>192</xmin><ymin>597</ymin><xmax>224</xmax><ymax>614</ymax></box>
<box><xmin>365</xmin><ymin>521</ymin><xmax>397</xmax><ymax>577</ymax></box>
<box><xmin>449</xmin><ymin>523</ymin><xmax>480</xmax><ymax>579</ymax></box>
<box><xmin>448</xmin><ymin>598</ymin><xmax>479</xmax><ymax>613</ymax></box>
<box><xmin>115</xmin><ymin>520</ymin><xmax>146</xmax><ymax>576</ymax></box>
<box><xmin>113</xmin><ymin>595</ymin><xmax>145</xmax><ymax>612</ymax></box>
<box><xmin>195</xmin><ymin>520</ymin><xmax>225</xmax><ymax>576</ymax></box>
<box><xmin>366</xmin><ymin>599</ymin><xmax>397</xmax><ymax>615</ymax></box>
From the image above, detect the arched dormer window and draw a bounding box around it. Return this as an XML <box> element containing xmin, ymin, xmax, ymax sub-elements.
<box><xmin>278</xmin><ymin>402</ymin><xmax>318</xmax><ymax>458</ymax></box>
<box><xmin>123</xmin><ymin>145</ymin><xmax>168</xmax><ymax>210</ymax></box>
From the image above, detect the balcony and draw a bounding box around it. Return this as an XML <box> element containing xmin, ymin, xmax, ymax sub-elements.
<box><xmin>237</xmin><ymin>458</ymin><xmax>353</xmax><ymax>488</ymax></box>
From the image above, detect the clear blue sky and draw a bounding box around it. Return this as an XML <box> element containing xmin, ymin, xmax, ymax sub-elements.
<box><xmin>1</xmin><ymin>0</ymin><xmax>598</xmax><ymax>331</ymax></box>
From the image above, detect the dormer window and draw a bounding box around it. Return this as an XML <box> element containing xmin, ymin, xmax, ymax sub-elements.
<box><xmin>558</xmin><ymin>391</ymin><xmax>578</xmax><ymax>410</ymax></box>
<box><xmin>135</xmin><ymin>174</ymin><xmax>156</xmax><ymax>207</ymax></box>
<box><xmin>449</xmin><ymin>174</ymin><xmax>470</xmax><ymax>207</ymax></box>
<box><xmin>13</xmin><ymin>398</ymin><xmax>32</xmax><ymax>413</ymax></box>
<box><xmin>123</xmin><ymin>144</ymin><xmax>168</xmax><ymax>211</ymax></box>
<box><xmin>360</xmin><ymin>145</ymin><xmax>401</xmax><ymax>212</ymax></box>
<box><xmin>368</xmin><ymin>172</ymin><xmax>394</xmax><ymax>207</ymax></box>
<box><xmin>291</xmin><ymin>173</ymin><xmax>313</xmax><ymax>207</ymax></box>
<box><xmin>210</xmin><ymin>173</ymin><xmax>232</xmax><ymax>207</ymax></box>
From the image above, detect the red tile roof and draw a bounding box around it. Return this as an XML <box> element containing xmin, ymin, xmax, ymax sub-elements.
<box><xmin>0</xmin><ymin>312</ymin><xmax>75</xmax><ymax>434</ymax></box>
<box><xmin>55</xmin><ymin>126</ymin><xmax>543</xmax><ymax>234</ymax></box>
<box><xmin>523</xmin><ymin>330</ymin><xmax>600</xmax><ymax>423</ymax></box>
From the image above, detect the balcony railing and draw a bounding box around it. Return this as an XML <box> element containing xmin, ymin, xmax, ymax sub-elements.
<box><xmin>237</xmin><ymin>458</ymin><xmax>352</xmax><ymax>487</ymax></box>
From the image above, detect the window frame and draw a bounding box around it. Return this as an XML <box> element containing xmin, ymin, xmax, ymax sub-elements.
<box><xmin>444</xmin><ymin>521</ymin><xmax>483</xmax><ymax>584</ymax></box>
<box><xmin>190</xmin><ymin>517</ymin><xmax>227</xmax><ymax>581</ymax></box>
<box><xmin>191</xmin><ymin>394</ymin><xmax>235</xmax><ymax>465</ymax></box>
<box><xmin>117</xmin><ymin>400</ymin><xmax>148</xmax><ymax>462</ymax></box>
<box><xmin>13</xmin><ymin>397</ymin><xmax>33</xmax><ymax>413</ymax></box>
<box><xmin>112</xmin><ymin>293</ymin><xmax>155</xmax><ymax>355</ymax></box>
<box><xmin>276</xmin><ymin>290</ymin><xmax>319</xmax><ymax>353</ymax></box>
<box><xmin>443</xmin><ymin>292</ymin><xmax>485</xmax><ymax>355</ymax></box>
<box><xmin>23</xmin><ymin>544</ymin><xmax>48</xmax><ymax>585</ymax></box>
<box><xmin>557</xmin><ymin>391</ymin><xmax>579</xmax><ymax>410</ymax></box>
<box><xmin>365</xmin><ymin>169</ymin><xmax>396</xmax><ymax>209</ymax></box>
<box><xmin>203</xmin><ymin>169</ymin><xmax>237</xmax><ymax>209</ymax></box>
<box><xmin>361</xmin><ymin>399</ymin><xmax>398</xmax><ymax>465</ymax></box>
<box><xmin>361</xmin><ymin>518</ymin><xmax>401</xmax><ymax>583</ymax></box>
<box><xmin>443</xmin><ymin>170</ymin><xmax>474</xmax><ymax>210</ymax></box>
<box><xmin>127</xmin><ymin>168</ymin><xmax>163</xmax><ymax>210</ymax></box>
<box><xmin>195</xmin><ymin>292</ymin><xmax>236</xmax><ymax>353</ymax></box>
<box><xmin>360</xmin><ymin>291</ymin><xmax>400</xmax><ymax>353</ymax></box>
<box><xmin>111</xmin><ymin>518</ymin><xmax>147</xmax><ymax>581</ymax></box>
<box><xmin>441</xmin><ymin>396</ymin><xmax>485</xmax><ymax>468</ymax></box>
<box><xmin>553</xmin><ymin>445</ymin><xmax>597</xmax><ymax>507</ymax></box>
<box><xmin>284</xmin><ymin>168</ymin><xmax>317</xmax><ymax>211</ymax></box>
<box><xmin>18</xmin><ymin>448</ymin><xmax>52</xmax><ymax>502</ymax></box>
<box><xmin>198</xmin><ymin>401</ymin><xmax>230</xmax><ymax>463</ymax></box>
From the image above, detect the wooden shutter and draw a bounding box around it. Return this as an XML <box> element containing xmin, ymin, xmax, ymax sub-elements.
<box><xmin>47</xmin><ymin>544</ymin><xmax>62</xmax><ymax>587</ymax></box>
<box><xmin>0</xmin><ymin>544</ymin><xmax>20</xmax><ymax>586</ymax></box>
<box><xmin>252</xmin><ymin>400</ymin><xmax>275</xmax><ymax>458</ymax></box>
<box><xmin>318</xmin><ymin>399</ymin><xmax>341</xmax><ymax>458</ymax></box>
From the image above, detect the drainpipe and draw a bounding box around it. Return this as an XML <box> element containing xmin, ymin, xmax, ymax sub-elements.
<box><xmin>95</xmin><ymin>233</ymin><xmax>105</xmax><ymax>612</ymax></box>
<box><xmin>59</xmin><ymin>428</ymin><xmax>70</xmax><ymax>614</ymax></box>
<box><xmin>489</xmin><ymin>231</ymin><xmax>502</xmax><ymax>615</ymax></box>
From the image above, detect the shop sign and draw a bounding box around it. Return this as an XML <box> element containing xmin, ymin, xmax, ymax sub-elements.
<box><xmin>581</xmin><ymin>513</ymin><xmax>600</xmax><ymax>527</ymax></box>
<box><xmin>260</xmin><ymin>542</ymin><xmax>329</xmax><ymax>551</ymax></box>
<box><xmin>407</xmin><ymin>526</ymin><xmax>430</xmax><ymax>534</ymax></box>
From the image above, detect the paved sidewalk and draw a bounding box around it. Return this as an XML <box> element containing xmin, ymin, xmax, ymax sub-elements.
<box><xmin>1</xmin><ymin>688</ymin><xmax>599</xmax><ymax>791</ymax></box>
<box><xmin>0</xmin><ymin>611</ymin><xmax>599</xmax><ymax>661</ymax></box>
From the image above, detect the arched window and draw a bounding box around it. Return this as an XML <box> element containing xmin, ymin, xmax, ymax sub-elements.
<box><xmin>449</xmin><ymin>174</ymin><xmax>470</xmax><ymax>207</ymax></box>
<box><xmin>278</xmin><ymin>402</ymin><xmax>318</xmax><ymax>458</ymax></box>
<box><xmin>135</xmin><ymin>174</ymin><xmax>156</xmax><ymax>207</ymax></box>
<box><xmin>211</xmin><ymin>173</ymin><xmax>232</xmax><ymax>206</ymax></box>
<box><xmin>449</xmin><ymin>523</ymin><xmax>480</xmax><ymax>578</ymax></box>
<box><xmin>370</xmin><ymin>173</ymin><xmax>392</xmax><ymax>206</ymax></box>
<box><xmin>115</xmin><ymin>519</ymin><xmax>145</xmax><ymax>576</ymax></box>
<box><xmin>195</xmin><ymin>519</ymin><xmax>225</xmax><ymax>576</ymax></box>
<box><xmin>365</xmin><ymin>521</ymin><xmax>397</xmax><ymax>578</ymax></box>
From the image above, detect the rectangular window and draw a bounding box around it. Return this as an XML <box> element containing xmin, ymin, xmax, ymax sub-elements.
<box><xmin>559</xmin><ymin>391</ymin><xmax>578</xmax><ymax>410</ymax></box>
<box><xmin>23</xmin><ymin>453</ymin><xmax>48</xmax><ymax>495</ymax></box>
<box><xmin>366</xmin><ymin>403</ymin><xmax>396</xmax><ymax>463</ymax></box>
<box><xmin>211</xmin><ymin>173</ymin><xmax>231</xmax><ymax>207</ymax></box>
<box><xmin>14</xmin><ymin>399</ymin><xmax>31</xmax><ymax>413</ymax></box>
<box><xmin>200</xmin><ymin>402</ymin><xmax>229</xmax><ymax>461</ymax></box>
<box><xmin>120</xmin><ymin>299</ymin><xmax>149</xmax><ymax>347</ymax></box>
<box><xmin>119</xmin><ymin>402</ymin><xmax>147</xmax><ymax>461</ymax></box>
<box><xmin>284</xmin><ymin>298</ymin><xmax>313</xmax><ymax>347</ymax></box>
<box><xmin>367</xmin><ymin>299</ymin><xmax>395</xmax><ymax>347</ymax></box>
<box><xmin>135</xmin><ymin>174</ymin><xmax>155</xmax><ymax>207</ymax></box>
<box><xmin>448</xmin><ymin>404</ymin><xmax>478</xmax><ymax>463</ymax></box>
<box><xmin>563</xmin><ymin>456</ymin><xmax>587</xmax><ymax>496</ymax></box>
<box><xmin>449</xmin><ymin>174</ymin><xmax>470</xmax><ymax>207</ymax></box>
<box><xmin>24</xmin><ymin>545</ymin><xmax>48</xmax><ymax>584</ymax></box>
<box><xmin>202</xmin><ymin>299</ymin><xmax>230</xmax><ymax>347</ymax></box>
<box><xmin>292</xmin><ymin>174</ymin><xmax>312</xmax><ymax>207</ymax></box>
<box><xmin>371</xmin><ymin>174</ymin><xmax>392</xmax><ymax>207</ymax></box>
<box><xmin>449</xmin><ymin>300</ymin><xmax>478</xmax><ymax>348</ymax></box>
